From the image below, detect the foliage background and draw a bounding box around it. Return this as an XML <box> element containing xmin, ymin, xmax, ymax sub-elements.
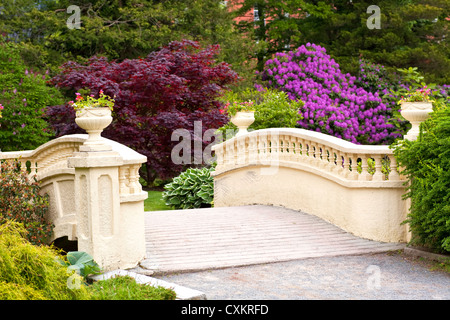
<box><xmin>393</xmin><ymin>105</ymin><xmax>450</xmax><ymax>253</ymax></box>
<box><xmin>0</xmin><ymin>40</ymin><xmax>64</xmax><ymax>151</ymax></box>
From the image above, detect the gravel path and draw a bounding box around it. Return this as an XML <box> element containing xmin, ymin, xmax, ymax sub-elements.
<box><xmin>156</xmin><ymin>251</ymin><xmax>450</xmax><ymax>300</ymax></box>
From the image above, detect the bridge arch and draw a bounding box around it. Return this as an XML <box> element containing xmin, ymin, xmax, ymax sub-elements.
<box><xmin>0</xmin><ymin>134</ymin><xmax>147</xmax><ymax>270</ymax></box>
<box><xmin>212</xmin><ymin>128</ymin><xmax>409</xmax><ymax>243</ymax></box>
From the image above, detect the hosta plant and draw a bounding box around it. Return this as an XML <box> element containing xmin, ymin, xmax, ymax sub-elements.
<box><xmin>162</xmin><ymin>167</ymin><xmax>214</xmax><ymax>210</ymax></box>
<box><xmin>57</xmin><ymin>251</ymin><xmax>102</xmax><ymax>280</ymax></box>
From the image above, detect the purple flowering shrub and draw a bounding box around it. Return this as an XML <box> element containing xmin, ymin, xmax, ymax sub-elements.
<box><xmin>261</xmin><ymin>43</ymin><xmax>404</xmax><ymax>145</ymax></box>
<box><xmin>355</xmin><ymin>60</ymin><xmax>450</xmax><ymax>136</ymax></box>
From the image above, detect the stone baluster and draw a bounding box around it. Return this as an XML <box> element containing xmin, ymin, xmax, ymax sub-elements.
<box><xmin>358</xmin><ymin>155</ymin><xmax>371</xmax><ymax>181</ymax></box>
<box><xmin>119</xmin><ymin>166</ymin><xmax>129</xmax><ymax>195</ymax></box>
<box><xmin>322</xmin><ymin>148</ymin><xmax>332</xmax><ymax>172</ymax></box>
<box><xmin>258</xmin><ymin>133</ymin><xmax>269</xmax><ymax>164</ymax></box>
<box><xmin>269</xmin><ymin>133</ymin><xmax>278</xmax><ymax>162</ymax></box>
<box><xmin>300</xmin><ymin>140</ymin><xmax>308</xmax><ymax>160</ymax></box>
<box><xmin>341</xmin><ymin>153</ymin><xmax>349</xmax><ymax>178</ymax></box>
<box><xmin>128</xmin><ymin>165</ymin><xmax>141</xmax><ymax>194</ymax></box>
<box><xmin>225</xmin><ymin>141</ymin><xmax>233</xmax><ymax>168</ymax></box>
<box><xmin>291</xmin><ymin>137</ymin><xmax>299</xmax><ymax>161</ymax></box>
<box><xmin>30</xmin><ymin>160</ymin><xmax>38</xmax><ymax>175</ymax></box>
<box><xmin>372</xmin><ymin>154</ymin><xmax>384</xmax><ymax>181</ymax></box>
<box><xmin>279</xmin><ymin>135</ymin><xmax>286</xmax><ymax>161</ymax></box>
<box><xmin>388</xmin><ymin>155</ymin><xmax>401</xmax><ymax>181</ymax></box>
<box><xmin>286</xmin><ymin>136</ymin><xmax>292</xmax><ymax>161</ymax></box>
<box><xmin>228</xmin><ymin>140</ymin><xmax>236</xmax><ymax>166</ymax></box>
<box><xmin>248</xmin><ymin>135</ymin><xmax>257</xmax><ymax>164</ymax></box>
<box><xmin>336</xmin><ymin>151</ymin><xmax>345</xmax><ymax>176</ymax></box>
<box><xmin>311</xmin><ymin>142</ymin><xmax>319</xmax><ymax>167</ymax></box>
<box><xmin>348</xmin><ymin>154</ymin><xmax>359</xmax><ymax>180</ymax></box>
<box><xmin>316</xmin><ymin>145</ymin><xmax>326</xmax><ymax>169</ymax></box>
<box><xmin>236</xmin><ymin>137</ymin><xmax>246</xmax><ymax>166</ymax></box>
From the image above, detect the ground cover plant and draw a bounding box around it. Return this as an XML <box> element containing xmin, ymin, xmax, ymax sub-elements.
<box><xmin>0</xmin><ymin>221</ymin><xmax>176</xmax><ymax>300</ymax></box>
<box><xmin>0</xmin><ymin>221</ymin><xmax>92</xmax><ymax>300</ymax></box>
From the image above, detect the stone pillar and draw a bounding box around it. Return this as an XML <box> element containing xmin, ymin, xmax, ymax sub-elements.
<box><xmin>68</xmin><ymin>143</ymin><xmax>146</xmax><ymax>271</ymax></box>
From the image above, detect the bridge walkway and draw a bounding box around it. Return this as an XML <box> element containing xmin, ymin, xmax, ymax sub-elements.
<box><xmin>139</xmin><ymin>205</ymin><xmax>405</xmax><ymax>275</ymax></box>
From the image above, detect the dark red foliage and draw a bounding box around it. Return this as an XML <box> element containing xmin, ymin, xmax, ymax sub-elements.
<box><xmin>47</xmin><ymin>40</ymin><xmax>238</xmax><ymax>182</ymax></box>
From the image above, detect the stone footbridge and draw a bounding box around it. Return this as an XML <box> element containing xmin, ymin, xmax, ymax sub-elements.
<box><xmin>1</xmin><ymin>126</ymin><xmax>412</xmax><ymax>272</ymax></box>
<box><xmin>139</xmin><ymin>205</ymin><xmax>405</xmax><ymax>275</ymax></box>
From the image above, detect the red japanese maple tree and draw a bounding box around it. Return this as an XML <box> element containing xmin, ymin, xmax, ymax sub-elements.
<box><xmin>46</xmin><ymin>40</ymin><xmax>238</xmax><ymax>184</ymax></box>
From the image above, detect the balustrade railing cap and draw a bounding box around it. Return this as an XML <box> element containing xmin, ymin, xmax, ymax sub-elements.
<box><xmin>213</xmin><ymin>128</ymin><xmax>393</xmax><ymax>155</ymax></box>
<box><xmin>0</xmin><ymin>134</ymin><xmax>147</xmax><ymax>165</ymax></box>
<box><xmin>69</xmin><ymin>134</ymin><xmax>147</xmax><ymax>164</ymax></box>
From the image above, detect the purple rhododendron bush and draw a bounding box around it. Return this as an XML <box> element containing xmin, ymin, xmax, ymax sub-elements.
<box><xmin>261</xmin><ymin>43</ymin><xmax>403</xmax><ymax>145</ymax></box>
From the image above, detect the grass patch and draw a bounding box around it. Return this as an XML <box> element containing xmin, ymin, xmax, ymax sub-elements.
<box><xmin>89</xmin><ymin>275</ymin><xmax>176</xmax><ymax>300</ymax></box>
<box><xmin>144</xmin><ymin>190</ymin><xmax>173</xmax><ymax>212</ymax></box>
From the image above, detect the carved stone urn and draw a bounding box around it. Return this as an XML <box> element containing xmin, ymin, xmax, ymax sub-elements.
<box><xmin>400</xmin><ymin>102</ymin><xmax>433</xmax><ymax>141</ymax></box>
<box><xmin>75</xmin><ymin>107</ymin><xmax>113</xmax><ymax>151</ymax></box>
<box><xmin>230</xmin><ymin>111</ymin><xmax>255</xmax><ymax>136</ymax></box>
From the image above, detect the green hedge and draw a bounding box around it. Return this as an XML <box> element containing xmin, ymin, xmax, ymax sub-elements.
<box><xmin>393</xmin><ymin>104</ymin><xmax>450</xmax><ymax>253</ymax></box>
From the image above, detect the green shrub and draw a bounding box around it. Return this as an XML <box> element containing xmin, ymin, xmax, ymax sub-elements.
<box><xmin>0</xmin><ymin>221</ymin><xmax>176</xmax><ymax>300</ymax></box>
<box><xmin>0</xmin><ymin>40</ymin><xmax>64</xmax><ymax>151</ymax></box>
<box><xmin>0</xmin><ymin>159</ymin><xmax>53</xmax><ymax>245</ymax></box>
<box><xmin>392</xmin><ymin>104</ymin><xmax>450</xmax><ymax>253</ymax></box>
<box><xmin>0</xmin><ymin>221</ymin><xmax>92</xmax><ymax>300</ymax></box>
<box><xmin>89</xmin><ymin>275</ymin><xmax>176</xmax><ymax>300</ymax></box>
<box><xmin>217</xmin><ymin>88</ymin><xmax>303</xmax><ymax>140</ymax></box>
<box><xmin>162</xmin><ymin>167</ymin><xmax>214</xmax><ymax>209</ymax></box>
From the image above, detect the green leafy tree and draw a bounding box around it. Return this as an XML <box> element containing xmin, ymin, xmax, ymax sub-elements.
<box><xmin>0</xmin><ymin>0</ymin><xmax>256</xmax><ymax>88</ymax></box>
<box><xmin>232</xmin><ymin>0</ymin><xmax>308</xmax><ymax>71</ymax></box>
<box><xmin>0</xmin><ymin>39</ymin><xmax>64</xmax><ymax>151</ymax></box>
<box><xmin>231</xmin><ymin>0</ymin><xmax>450</xmax><ymax>84</ymax></box>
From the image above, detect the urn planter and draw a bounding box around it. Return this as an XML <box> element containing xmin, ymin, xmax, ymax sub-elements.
<box><xmin>400</xmin><ymin>102</ymin><xmax>433</xmax><ymax>141</ymax></box>
<box><xmin>75</xmin><ymin>107</ymin><xmax>113</xmax><ymax>151</ymax></box>
<box><xmin>230</xmin><ymin>111</ymin><xmax>255</xmax><ymax>136</ymax></box>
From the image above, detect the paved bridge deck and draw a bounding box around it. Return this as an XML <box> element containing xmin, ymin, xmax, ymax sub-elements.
<box><xmin>139</xmin><ymin>205</ymin><xmax>405</xmax><ymax>275</ymax></box>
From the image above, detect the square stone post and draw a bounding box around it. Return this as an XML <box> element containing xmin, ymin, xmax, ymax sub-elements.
<box><xmin>68</xmin><ymin>146</ymin><xmax>146</xmax><ymax>271</ymax></box>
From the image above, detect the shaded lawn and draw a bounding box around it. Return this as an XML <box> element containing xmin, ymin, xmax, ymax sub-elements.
<box><xmin>144</xmin><ymin>190</ymin><xmax>173</xmax><ymax>212</ymax></box>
